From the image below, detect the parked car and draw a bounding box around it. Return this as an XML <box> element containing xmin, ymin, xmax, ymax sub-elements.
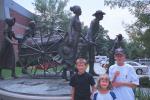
<box><xmin>95</xmin><ymin>55</ymin><xmax>109</xmax><ymax>64</ymax></box>
<box><xmin>134</xmin><ymin>58</ymin><xmax>150</xmax><ymax>66</ymax></box>
<box><xmin>125</xmin><ymin>61</ymin><xmax>149</xmax><ymax>75</ymax></box>
<box><xmin>86</xmin><ymin>63</ymin><xmax>106</xmax><ymax>75</ymax></box>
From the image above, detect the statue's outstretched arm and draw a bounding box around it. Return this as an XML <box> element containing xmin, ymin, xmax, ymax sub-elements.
<box><xmin>4</xmin><ymin>31</ymin><xmax>13</xmax><ymax>44</ymax></box>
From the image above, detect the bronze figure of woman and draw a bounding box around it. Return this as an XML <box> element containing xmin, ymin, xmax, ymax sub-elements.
<box><xmin>68</xmin><ymin>5</ymin><xmax>82</xmax><ymax>58</ymax></box>
<box><xmin>61</xmin><ymin>5</ymin><xmax>82</xmax><ymax>80</ymax></box>
<box><xmin>0</xmin><ymin>17</ymin><xmax>18</xmax><ymax>79</ymax></box>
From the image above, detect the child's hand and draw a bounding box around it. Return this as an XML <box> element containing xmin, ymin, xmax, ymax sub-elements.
<box><xmin>114</xmin><ymin>71</ymin><xmax>120</xmax><ymax>77</ymax></box>
<box><xmin>112</xmin><ymin>71</ymin><xmax>120</xmax><ymax>82</ymax></box>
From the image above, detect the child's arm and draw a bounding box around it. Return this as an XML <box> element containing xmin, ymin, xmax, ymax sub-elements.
<box><xmin>112</xmin><ymin>66</ymin><xmax>139</xmax><ymax>88</ymax></box>
<box><xmin>91</xmin><ymin>85</ymin><xmax>96</xmax><ymax>93</ymax></box>
<box><xmin>90</xmin><ymin>87</ymin><xmax>97</xmax><ymax>100</ymax></box>
<box><xmin>89</xmin><ymin>75</ymin><xmax>96</xmax><ymax>93</ymax></box>
<box><xmin>71</xmin><ymin>87</ymin><xmax>75</xmax><ymax>100</ymax></box>
<box><xmin>112</xmin><ymin>81</ymin><xmax>137</xmax><ymax>88</ymax></box>
<box><xmin>112</xmin><ymin>71</ymin><xmax>137</xmax><ymax>88</ymax></box>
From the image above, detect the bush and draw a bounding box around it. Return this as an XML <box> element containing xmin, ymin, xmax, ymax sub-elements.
<box><xmin>135</xmin><ymin>88</ymin><xmax>150</xmax><ymax>100</ymax></box>
<box><xmin>139</xmin><ymin>76</ymin><xmax>150</xmax><ymax>88</ymax></box>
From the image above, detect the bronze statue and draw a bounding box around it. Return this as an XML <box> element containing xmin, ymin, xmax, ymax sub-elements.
<box><xmin>20</xmin><ymin>21</ymin><xmax>36</xmax><ymax>74</ymax></box>
<box><xmin>109</xmin><ymin>34</ymin><xmax>124</xmax><ymax>65</ymax></box>
<box><xmin>113</xmin><ymin>34</ymin><xmax>124</xmax><ymax>50</ymax></box>
<box><xmin>85</xmin><ymin>10</ymin><xmax>105</xmax><ymax>76</ymax></box>
<box><xmin>0</xmin><ymin>17</ymin><xmax>18</xmax><ymax>79</ymax></box>
<box><xmin>61</xmin><ymin>5</ymin><xmax>82</xmax><ymax>80</ymax></box>
<box><xmin>68</xmin><ymin>5</ymin><xmax>82</xmax><ymax>46</ymax></box>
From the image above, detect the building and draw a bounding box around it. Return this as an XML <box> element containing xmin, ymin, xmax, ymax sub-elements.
<box><xmin>0</xmin><ymin>0</ymin><xmax>33</xmax><ymax>60</ymax></box>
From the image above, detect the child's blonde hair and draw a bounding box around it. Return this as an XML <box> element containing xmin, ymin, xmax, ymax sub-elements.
<box><xmin>96</xmin><ymin>74</ymin><xmax>112</xmax><ymax>90</ymax></box>
<box><xmin>76</xmin><ymin>58</ymin><xmax>87</xmax><ymax>65</ymax></box>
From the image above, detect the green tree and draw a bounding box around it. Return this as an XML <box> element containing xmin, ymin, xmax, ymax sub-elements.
<box><xmin>33</xmin><ymin>0</ymin><xmax>70</xmax><ymax>35</ymax></box>
<box><xmin>95</xmin><ymin>25</ymin><xmax>109</xmax><ymax>56</ymax></box>
<box><xmin>105</xmin><ymin>0</ymin><xmax>150</xmax><ymax>58</ymax></box>
<box><xmin>125</xmin><ymin>41</ymin><xmax>145</xmax><ymax>59</ymax></box>
<box><xmin>141</xmin><ymin>29</ymin><xmax>150</xmax><ymax>57</ymax></box>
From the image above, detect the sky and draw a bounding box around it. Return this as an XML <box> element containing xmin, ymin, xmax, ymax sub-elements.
<box><xmin>13</xmin><ymin>0</ymin><xmax>136</xmax><ymax>39</ymax></box>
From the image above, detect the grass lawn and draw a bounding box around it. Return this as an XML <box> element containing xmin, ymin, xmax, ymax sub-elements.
<box><xmin>1</xmin><ymin>65</ymin><xmax>65</xmax><ymax>79</ymax></box>
<box><xmin>1</xmin><ymin>67</ymin><xmax>22</xmax><ymax>79</ymax></box>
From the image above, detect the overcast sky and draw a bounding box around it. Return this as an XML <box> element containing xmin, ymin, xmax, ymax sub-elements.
<box><xmin>13</xmin><ymin>0</ymin><xmax>136</xmax><ymax>39</ymax></box>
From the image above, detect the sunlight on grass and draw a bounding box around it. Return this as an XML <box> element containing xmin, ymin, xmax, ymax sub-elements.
<box><xmin>1</xmin><ymin>65</ymin><xmax>65</xmax><ymax>79</ymax></box>
<box><xmin>1</xmin><ymin>67</ymin><xmax>22</xmax><ymax>79</ymax></box>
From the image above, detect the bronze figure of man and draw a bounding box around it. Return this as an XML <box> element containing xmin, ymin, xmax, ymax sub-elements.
<box><xmin>85</xmin><ymin>10</ymin><xmax>105</xmax><ymax>76</ymax></box>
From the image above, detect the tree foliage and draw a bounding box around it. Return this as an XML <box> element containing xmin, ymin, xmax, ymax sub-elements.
<box><xmin>33</xmin><ymin>0</ymin><xmax>70</xmax><ymax>35</ymax></box>
<box><xmin>95</xmin><ymin>25</ymin><xmax>109</xmax><ymax>56</ymax></box>
<box><xmin>105</xmin><ymin>0</ymin><xmax>150</xmax><ymax>58</ymax></box>
<box><xmin>125</xmin><ymin>41</ymin><xmax>145</xmax><ymax>59</ymax></box>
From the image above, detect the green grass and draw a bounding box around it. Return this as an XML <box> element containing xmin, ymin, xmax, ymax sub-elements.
<box><xmin>1</xmin><ymin>67</ymin><xmax>22</xmax><ymax>79</ymax></box>
<box><xmin>1</xmin><ymin>65</ymin><xmax>65</xmax><ymax>79</ymax></box>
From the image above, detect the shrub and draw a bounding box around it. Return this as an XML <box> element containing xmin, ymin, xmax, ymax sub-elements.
<box><xmin>139</xmin><ymin>76</ymin><xmax>150</xmax><ymax>88</ymax></box>
<box><xmin>135</xmin><ymin>88</ymin><xmax>150</xmax><ymax>100</ymax></box>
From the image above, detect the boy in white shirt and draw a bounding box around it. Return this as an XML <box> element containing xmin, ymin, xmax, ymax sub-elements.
<box><xmin>109</xmin><ymin>48</ymin><xmax>139</xmax><ymax>100</ymax></box>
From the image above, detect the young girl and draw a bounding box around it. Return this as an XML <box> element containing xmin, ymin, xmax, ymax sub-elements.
<box><xmin>92</xmin><ymin>74</ymin><xmax>116</xmax><ymax>100</ymax></box>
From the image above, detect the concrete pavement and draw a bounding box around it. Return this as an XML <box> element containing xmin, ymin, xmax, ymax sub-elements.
<box><xmin>0</xmin><ymin>89</ymin><xmax>71</xmax><ymax>100</ymax></box>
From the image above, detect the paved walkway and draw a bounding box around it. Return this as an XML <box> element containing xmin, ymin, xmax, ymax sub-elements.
<box><xmin>0</xmin><ymin>77</ymin><xmax>71</xmax><ymax>100</ymax></box>
<box><xmin>0</xmin><ymin>89</ymin><xmax>71</xmax><ymax>100</ymax></box>
<box><xmin>0</xmin><ymin>78</ymin><xmax>71</xmax><ymax>96</ymax></box>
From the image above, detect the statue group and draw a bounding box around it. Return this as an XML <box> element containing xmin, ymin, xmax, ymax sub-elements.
<box><xmin>61</xmin><ymin>6</ymin><xmax>106</xmax><ymax>79</ymax></box>
<box><xmin>0</xmin><ymin>5</ymin><xmax>123</xmax><ymax>80</ymax></box>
